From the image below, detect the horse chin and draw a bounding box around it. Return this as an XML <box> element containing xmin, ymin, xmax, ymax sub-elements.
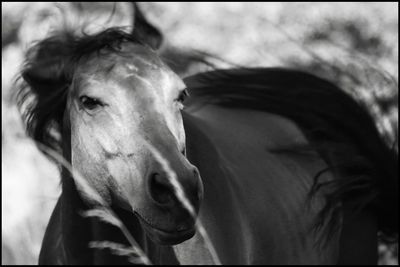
<box><xmin>134</xmin><ymin>212</ymin><xmax>196</xmax><ymax>245</ymax></box>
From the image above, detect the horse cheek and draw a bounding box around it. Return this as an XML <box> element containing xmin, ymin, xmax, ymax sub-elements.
<box><xmin>71</xmin><ymin>126</ymin><xmax>112</xmax><ymax>205</ymax></box>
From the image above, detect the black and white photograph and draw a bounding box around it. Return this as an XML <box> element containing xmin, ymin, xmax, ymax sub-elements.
<box><xmin>2</xmin><ymin>2</ymin><xmax>398</xmax><ymax>265</ymax></box>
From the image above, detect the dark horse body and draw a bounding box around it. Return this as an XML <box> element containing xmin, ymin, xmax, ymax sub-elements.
<box><xmin>17</xmin><ymin>27</ymin><xmax>397</xmax><ymax>264</ymax></box>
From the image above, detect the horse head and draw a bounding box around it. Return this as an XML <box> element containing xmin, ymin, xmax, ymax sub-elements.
<box><xmin>19</xmin><ymin>28</ymin><xmax>203</xmax><ymax>245</ymax></box>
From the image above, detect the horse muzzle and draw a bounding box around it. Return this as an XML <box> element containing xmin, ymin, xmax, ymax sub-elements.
<box><xmin>140</xmin><ymin>153</ymin><xmax>203</xmax><ymax>244</ymax></box>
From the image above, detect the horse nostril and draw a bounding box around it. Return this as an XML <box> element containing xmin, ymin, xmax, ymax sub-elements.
<box><xmin>149</xmin><ymin>173</ymin><xmax>175</xmax><ymax>206</ymax></box>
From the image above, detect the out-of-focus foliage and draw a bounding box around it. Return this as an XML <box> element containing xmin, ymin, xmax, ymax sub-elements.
<box><xmin>2</xmin><ymin>2</ymin><xmax>398</xmax><ymax>265</ymax></box>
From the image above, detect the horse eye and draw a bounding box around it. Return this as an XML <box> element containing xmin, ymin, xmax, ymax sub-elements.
<box><xmin>79</xmin><ymin>96</ymin><xmax>103</xmax><ymax>111</ymax></box>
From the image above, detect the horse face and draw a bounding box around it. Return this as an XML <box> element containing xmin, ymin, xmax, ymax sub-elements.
<box><xmin>68</xmin><ymin>43</ymin><xmax>203</xmax><ymax>245</ymax></box>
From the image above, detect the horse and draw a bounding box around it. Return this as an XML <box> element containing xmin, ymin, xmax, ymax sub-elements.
<box><xmin>17</xmin><ymin>25</ymin><xmax>398</xmax><ymax>264</ymax></box>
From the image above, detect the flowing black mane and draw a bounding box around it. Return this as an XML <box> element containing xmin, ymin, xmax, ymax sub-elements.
<box><xmin>17</xmin><ymin>27</ymin><xmax>147</xmax><ymax>156</ymax></box>
<box><xmin>184</xmin><ymin>68</ymin><xmax>398</xmax><ymax>242</ymax></box>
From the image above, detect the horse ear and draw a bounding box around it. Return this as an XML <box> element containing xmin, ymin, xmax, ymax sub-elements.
<box><xmin>132</xmin><ymin>3</ymin><xmax>163</xmax><ymax>50</ymax></box>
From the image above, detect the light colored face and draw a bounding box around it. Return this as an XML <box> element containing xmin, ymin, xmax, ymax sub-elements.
<box><xmin>68</xmin><ymin>43</ymin><xmax>203</xmax><ymax>245</ymax></box>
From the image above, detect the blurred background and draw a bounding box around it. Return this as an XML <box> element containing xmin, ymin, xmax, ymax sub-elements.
<box><xmin>2</xmin><ymin>2</ymin><xmax>398</xmax><ymax>265</ymax></box>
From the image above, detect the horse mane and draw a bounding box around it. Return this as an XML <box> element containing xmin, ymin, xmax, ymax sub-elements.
<box><xmin>16</xmin><ymin>27</ymin><xmax>147</xmax><ymax>158</ymax></box>
<box><xmin>184</xmin><ymin>68</ymin><xmax>398</xmax><ymax>243</ymax></box>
